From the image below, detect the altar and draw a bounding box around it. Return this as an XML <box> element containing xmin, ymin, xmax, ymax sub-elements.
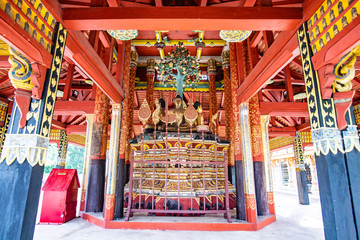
<box><xmin>124</xmin><ymin>93</ymin><xmax>236</xmax><ymax>222</ymax></box>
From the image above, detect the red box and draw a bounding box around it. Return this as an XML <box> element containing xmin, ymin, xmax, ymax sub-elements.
<box><xmin>40</xmin><ymin>169</ymin><xmax>80</xmax><ymax>224</ymax></box>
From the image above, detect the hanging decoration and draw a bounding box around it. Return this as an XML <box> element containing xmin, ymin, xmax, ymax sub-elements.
<box><xmin>107</xmin><ymin>30</ymin><xmax>138</xmax><ymax>40</ymax></box>
<box><xmin>219</xmin><ymin>30</ymin><xmax>252</xmax><ymax>42</ymax></box>
<box><xmin>155</xmin><ymin>42</ymin><xmax>201</xmax><ymax>98</ymax></box>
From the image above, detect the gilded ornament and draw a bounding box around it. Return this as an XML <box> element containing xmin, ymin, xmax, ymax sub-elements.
<box><xmin>8</xmin><ymin>47</ymin><xmax>33</xmax><ymax>91</ymax></box>
<box><xmin>219</xmin><ymin>30</ymin><xmax>252</xmax><ymax>42</ymax></box>
<box><xmin>139</xmin><ymin>99</ymin><xmax>151</xmax><ymax>125</ymax></box>
<box><xmin>107</xmin><ymin>30</ymin><xmax>138</xmax><ymax>40</ymax></box>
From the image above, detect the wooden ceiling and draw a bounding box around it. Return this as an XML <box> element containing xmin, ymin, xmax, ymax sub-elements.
<box><xmin>0</xmin><ymin>0</ymin><xmax>359</xmax><ymax>139</ymax></box>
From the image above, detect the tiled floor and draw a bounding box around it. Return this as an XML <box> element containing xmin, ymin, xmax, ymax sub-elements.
<box><xmin>34</xmin><ymin>191</ymin><xmax>324</xmax><ymax>240</ymax></box>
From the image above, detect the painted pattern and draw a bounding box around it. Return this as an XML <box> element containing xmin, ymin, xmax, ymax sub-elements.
<box><xmin>207</xmin><ymin>59</ymin><xmax>218</xmax><ymax>133</ymax></box>
<box><xmin>229</xmin><ymin>43</ymin><xmax>242</xmax><ymax>161</ymax></box>
<box><xmin>249</xmin><ymin>94</ymin><xmax>263</xmax><ymax>159</ymax></box>
<box><xmin>297</xmin><ymin>23</ymin><xmax>344</xmax><ymax>155</ymax></box>
<box><xmin>0</xmin><ymin>111</ymin><xmax>10</xmax><ymax>153</ymax></box>
<box><xmin>219</xmin><ymin>30</ymin><xmax>252</xmax><ymax>42</ymax></box>
<box><xmin>222</xmin><ymin>51</ymin><xmax>233</xmax><ymax>165</ymax></box>
<box><xmin>269</xmin><ymin>136</ymin><xmax>295</xmax><ymax>150</ymax></box>
<box><xmin>294</xmin><ymin>132</ymin><xmax>306</xmax><ymax>171</ymax></box>
<box><xmin>308</xmin><ymin>0</ymin><xmax>360</xmax><ymax>54</ymax></box>
<box><xmin>0</xmin><ymin>0</ymin><xmax>56</xmax><ymax>51</ymax></box>
<box><xmin>119</xmin><ymin>41</ymin><xmax>131</xmax><ymax>158</ymax></box>
<box><xmin>56</xmin><ymin>129</ymin><xmax>67</xmax><ymax>168</ymax></box>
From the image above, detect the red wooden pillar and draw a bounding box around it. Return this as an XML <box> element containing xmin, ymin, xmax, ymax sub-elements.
<box><xmin>85</xmin><ymin>86</ymin><xmax>110</xmax><ymax>212</ymax></box>
<box><xmin>207</xmin><ymin>59</ymin><xmax>218</xmax><ymax>133</ymax></box>
<box><xmin>146</xmin><ymin>59</ymin><xmax>155</xmax><ymax>120</ymax></box>
<box><xmin>222</xmin><ymin>50</ymin><xmax>234</xmax><ymax>166</ymax></box>
<box><xmin>115</xmin><ymin>41</ymin><xmax>135</xmax><ymax>218</ymax></box>
<box><xmin>229</xmin><ymin>42</ymin><xmax>247</xmax><ymax>220</ymax></box>
<box><xmin>249</xmin><ymin>94</ymin><xmax>270</xmax><ymax>216</ymax></box>
<box><xmin>125</xmin><ymin>49</ymin><xmax>138</xmax><ymax>163</ymax></box>
<box><xmin>119</xmin><ymin>41</ymin><xmax>132</xmax><ymax>161</ymax></box>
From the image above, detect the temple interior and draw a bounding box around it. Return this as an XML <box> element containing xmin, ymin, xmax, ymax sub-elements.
<box><xmin>0</xmin><ymin>0</ymin><xmax>360</xmax><ymax>239</ymax></box>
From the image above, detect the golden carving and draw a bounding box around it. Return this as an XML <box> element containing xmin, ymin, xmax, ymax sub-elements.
<box><xmin>334</xmin><ymin>45</ymin><xmax>360</xmax><ymax>92</ymax></box>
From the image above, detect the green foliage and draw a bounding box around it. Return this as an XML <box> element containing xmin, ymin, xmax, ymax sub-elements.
<box><xmin>44</xmin><ymin>143</ymin><xmax>85</xmax><ymax>174</ymax></box>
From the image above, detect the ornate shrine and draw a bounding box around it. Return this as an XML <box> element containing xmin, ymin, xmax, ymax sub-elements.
<box><xmin>0</xmin><ymin>0</ymin><xmax>360</xmax><ymax>239</ymax></box>
<box><xmin>125</xmin><ymin>96</ymin><xmax>236</xmax><ymax>221</ymax></box>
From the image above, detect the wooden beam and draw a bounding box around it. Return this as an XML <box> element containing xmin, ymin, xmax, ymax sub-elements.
<box><xmin>0</xmin><ymin>56</ymin><xmax>11</xmax><ymax>69</ymax></box>
<box><xmin>52</xmin><ymin>119</ymin><xmax>67</xmax><ymax>129</ymax></box>
<box><xmin>155</xmin><ymin>0</ymin><xmax>162</xmax><ymax>7</ymax></box>
<box><xmin>65</xmin><ymin>31</ymin><xmax>124</xmax><ymax>102</ymax></box>
<box><xmin>62</xmin><ymin>64</ymin><xmax>75</xmax><ymax>100</ymax></box>
<box><xmin>296</xmin><ymin>122</ymin><xmax>311</xmax><ymax>131</ymax></box>
<box><xmin>237</xmin><ymin>32</ymin><xmax>299</xmax><ymax>103</ymax></box>
<box><xmin>62</xmin><ymin>7</ymin><xmax>302</xmax><ymax>31</ymax></box>
<box><xmin>200</xmin><ymin>0</ymin><xmax>208</xmax><ymax>6</ymax></box>
<box><xmin>54</xmin><ymin>100</ymin><xmax>95</xmax><ymax>115</ymax></box>
<box><xmin>284</xmin><ymin>65</ymin><xmax>294</xmax><ymax>102</ymax></box>
<box><xmin>260</xmin><ymin>102</ymin><xmax>309</xmax><ymax>117</ymax></box>
<box><xmin>268</xmin><ymin>126</ymin><xmax>296</xmax><ymax>136</ymax></box>
<box><xmin>236</xmin><ymin>0</ymin><xmax>326</xmax><ymax>103</ymax></box>
<box><xmin>67</xmin><ymin>124</ymin><xmax>112</xmax><ymax>135</ymax></box>
<box><xmin>66</xmin><ymin>124</ymin><xmax>87</xmax><ymax>135</ymax></box>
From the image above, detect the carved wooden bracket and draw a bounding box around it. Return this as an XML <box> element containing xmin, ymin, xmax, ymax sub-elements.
<box><xmin>333</xmin><ymin>91</ymin><xmax>355</xmax><ymax>130</ymax></box>
<box><xmin>14</xmin><ymin>89</ymin><xmax>32</xmax><ymax>128</ymax></box>
<box><xmin>317</xmin><ymin>64</ymin><xmax>335</xmax><ymax>99</ymax></box>
<box><xmin>30</xmin><ymin>63</ymin><xmax>47</xmax><ymax>100</ymax></box>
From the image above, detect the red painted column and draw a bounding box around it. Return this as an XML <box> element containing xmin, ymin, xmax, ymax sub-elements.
<box><xmin>229</xmin><ymin>42</ymin><xmax>247</xmax><ymax>220</ymax></box>
<box><xmin>115</xmin><ymin>42</ymin><xmax>136</xmax><ymax>218</ymax></box>
<box><xmin>222</xmin><ymin>50</ymin><xmax>234</xmax><ymax>166</ymax></box>
<box><xmin>125</xmin><ymin>49</ymin><xmax>138</xmax><ymax>163</ymax></box>
<box><xmin>207</xmin><ymin>59</ymin><xmax>218</xmax><ymax>133</ymax></box>
<box><xmin>146</xmin><ymin>59</ymin><xmax>155</xmax><ymax>121</ymax></box>
<box><xmin>85</xmin><ymin>86</ymin><xmax>110</xmax><ymax>212</ymax></box>
<box><xmin>119</xmin><ymin>41</ymin><xmax>132</xmax><ymax>161</ymax></box>
<box><xmin>249</xmin><ymin>94</ymin><xmax>270</xmax><ymax>216</ymax></box>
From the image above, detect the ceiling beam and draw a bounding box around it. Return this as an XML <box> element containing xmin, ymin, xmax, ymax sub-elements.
<box><xmin>236</xmin><ymin>0</ymin><xmax>325</xmax><ymax>103</ymax></box>
<box><xmin>62</xmin><ymin>7</ymin><xmax>302</xmax><ymax>31</ymax></box>
<box><xmin>65</xmin><ymin>31</ymin><xmax>124</xmax><ymax>102</ymax></box>
<box><xmin>237</xmin><ymin>32</ymin><xmax>299</xmax><ymax>103</ymax></box>
<box><xmin>54</xmin><ymin>100</ymin><xmax>95</xmax><ymax>115</ymax></box>
<box><xmin>260</xmin><ymin>102</ymin><xmax>309</xmax><ymax>117</ymax></box>
<box><xmin>51</xmin><ymin>119</ymin><xmax>67</xmax><ymax>129</ymax></box>
<box><xmin>268</xmin><ymin>126</ymin><xmax>296</xmax><ymax>137</ymax></box>
<box><xmin>0</xmin><ymin>56</ymin><xmax>11</xmax><ymax>69</ymax></box>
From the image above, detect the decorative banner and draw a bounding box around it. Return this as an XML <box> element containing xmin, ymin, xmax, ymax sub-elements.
<box><xmin>107</xmin><ymin>30</ymin><xmax>138</xmax><ymax>40</ymax></box>
<box><xmin>0</xmin><ymin>0</ymin><xmax>56</xmax><ymax>51</ymax></box>
<box><xmin>219</xmin><ymin>30</ymin><xmax>252</xmax><ymax>42</ymax></box>
<box><xmin>308</xmin><ymin>0</ymin><xmax>360</xmax><ymax>54</ymax></box>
